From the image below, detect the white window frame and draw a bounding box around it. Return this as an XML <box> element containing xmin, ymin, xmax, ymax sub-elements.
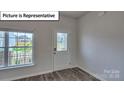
<box><xmin>0</xmin><ymin>28</ymin><xmax>34</xmax><ymax>70</ymax></box>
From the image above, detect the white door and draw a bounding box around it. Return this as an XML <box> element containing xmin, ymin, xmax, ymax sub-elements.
<box><xmin>53</xmin><ymin>30</ymin><xmax>71</xmax><ymax>71</ymax></box>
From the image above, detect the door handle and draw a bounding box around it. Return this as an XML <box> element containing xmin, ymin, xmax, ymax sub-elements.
<box><xmin>53</xmin><ymin>48</ymin><xmax>56</xmax><ymax>51</ymax></box>
<box><xmin>53</xmin><ymin>48</ymin><xmax>56</xmax><ymax>54</ymax></box>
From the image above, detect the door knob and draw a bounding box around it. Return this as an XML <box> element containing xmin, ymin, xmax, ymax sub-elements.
<box><xmin>53</xmin><ymin>48</ymin><xmax>56</xmax><ymax>51</ymax></box>
<box><xmin>53</xmin><ymin>48</ymin><xmax>56</xmax><ymax>54</ymax></box>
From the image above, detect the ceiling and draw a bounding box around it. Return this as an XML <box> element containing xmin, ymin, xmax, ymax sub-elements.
<box><xmin>60</xmin><ymin>11</ymin><xmax>89</xmax><ymax>18</ymax></box>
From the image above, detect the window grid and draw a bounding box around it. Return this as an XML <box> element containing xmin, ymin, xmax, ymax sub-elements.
<box><xmin>0</xmin><ymin>31</ymin><xmax>33</xmax><ymax>69</ymax></box>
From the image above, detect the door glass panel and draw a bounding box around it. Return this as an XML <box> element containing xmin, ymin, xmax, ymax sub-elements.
<box><xmin>57</xmin><ymin>33</ymin><xmax>67</xmax><ymax>51</ymax></box>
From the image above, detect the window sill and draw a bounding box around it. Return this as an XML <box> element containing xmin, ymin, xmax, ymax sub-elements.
<box><xmin>0</xmin><ymin>63</ymin><xmax>34</xmax><ymax>71</ymax></box>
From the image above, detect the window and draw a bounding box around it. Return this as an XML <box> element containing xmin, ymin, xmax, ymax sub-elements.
<box><xmin>0</xmin><ymin>31</ymin><xmax>33</xmax><ymax>70</ymax></box>
<box><xmin>57</xmin><ymin>33</ymin><xmax>67</xmax><ymax>51</ymax></box>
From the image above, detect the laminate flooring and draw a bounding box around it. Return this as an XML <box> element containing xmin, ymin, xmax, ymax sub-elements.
<box><xmin>15</xmin><ymin>67</ymin><xmax>100</xmax><ymax>81</ymax></box>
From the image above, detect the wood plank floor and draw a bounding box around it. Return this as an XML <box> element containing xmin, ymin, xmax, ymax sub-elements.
<box><xmin>15</xmin><ymin>67</ymin><xmax>100</xmax><ymax>81</ymax></box>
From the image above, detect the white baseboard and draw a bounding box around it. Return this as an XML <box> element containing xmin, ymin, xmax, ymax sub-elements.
<box><xmin>54</xmin><ymin>65</ymin><xmax>77</xmax><ymax>72</ymax></box>
<box><xmin>78</xmin><ymin>66</ymin><xmax>105</xmax><ymax>81</ymax></box>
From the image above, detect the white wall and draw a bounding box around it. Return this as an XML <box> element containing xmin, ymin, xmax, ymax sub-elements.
<box><xmin>78</xmin><ymin>11</ymin><xmax>124</xmax><ymax>81</ymax></box>
<box><xmin>2</xmin><ymin>11</ymin><xmax>124</xmax><ymax>81</ymax></box>
<box><xmin>0</xmin><ymin>16</ymin><xmax>77</xmax><ymax>80</ymax></box>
